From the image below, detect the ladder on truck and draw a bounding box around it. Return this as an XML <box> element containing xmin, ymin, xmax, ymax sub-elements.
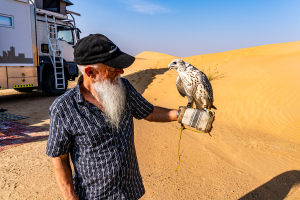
<box><xmin>45</xmin><ymin>15</ymin><xmax>65</xmax><ymax>90</ymax></box>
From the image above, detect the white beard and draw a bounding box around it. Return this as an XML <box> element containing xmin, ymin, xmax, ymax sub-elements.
<box><xmin>92</xmin><ymin>75</ymin><xmax>126</xmax><ymax>129</ymax></box>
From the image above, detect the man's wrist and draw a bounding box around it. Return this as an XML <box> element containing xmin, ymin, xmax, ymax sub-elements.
<box><xmin>177</xmin><ymin>109</ymin><xmax>181</xmax><ymax>118</ymax></box>
<box><xmin>177</xmin><ymin>106</ymin><xmax>187</xmax><ymax>123</ymax></box>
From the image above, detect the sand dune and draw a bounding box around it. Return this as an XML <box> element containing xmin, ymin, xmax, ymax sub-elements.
<box><xmin>125</xmin><ymin>51</ymin><xmax>178</xmax><ymax>73</ymax></box>
<box><xmin>128</xmin><ymin>42</ymin><xmax>300</xmax><ymax>142</ymax></box>
<box><xmin>124</xmin><ymin>41</ymin><xmax>300</xmax><ymax>199</ymax></box>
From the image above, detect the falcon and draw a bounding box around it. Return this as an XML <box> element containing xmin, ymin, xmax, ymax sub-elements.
<box><xmin>168</xmin><ymin>59</ymin><xmax>217</xmax><ymax>110</ymax></box>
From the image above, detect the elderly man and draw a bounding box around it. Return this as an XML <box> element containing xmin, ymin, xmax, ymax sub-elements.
<box><xmin>46</xmin><ymin>34</ymin><xmax>178</xmax><ymax>200</ymax></box>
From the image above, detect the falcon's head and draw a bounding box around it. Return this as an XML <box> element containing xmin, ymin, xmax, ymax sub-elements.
<box><xmin>168</xmin><ymin>59</ymin><xmax>189</xmax><ymax>71</ymax></box>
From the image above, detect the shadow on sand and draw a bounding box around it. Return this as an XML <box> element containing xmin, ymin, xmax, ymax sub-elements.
<box><xmin>239</xmin><ymin>170</ymin><xmax>300</xmax><ymax>200</ymax></box>
<box><xmin>0</xmin><ymin>90</ymin><xmax>56</xmax><ymax>130</ymax></box>
<box><xmin>123</xmin><ymin>68</ymin><xmax>169</xmax><ymax>94</ymax></box>
<box><xmin>0</xmin><ymin>120</ymin><xmax>49</xmax><ymax>152</ymax></box>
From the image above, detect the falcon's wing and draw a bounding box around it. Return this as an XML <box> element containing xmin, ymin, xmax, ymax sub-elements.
<box><xmin>176</xmin><ymin>75</ymin><xmax>186</xmax><ymax>97</ymax></box>
<box><xmin>185</xmin><ymin>62</ymin><xmax>198</xmax><ymax>71</ymax></box>
<box><xmin>199</xmin><ymin>71</ymin><xmax>214</xmax><ymax>102</ymax></box>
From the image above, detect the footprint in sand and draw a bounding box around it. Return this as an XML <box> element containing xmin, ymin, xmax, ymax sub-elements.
<box><xmin>191</xmin><ymin>177</ymin><xmax>206</xmax><ymax>187</ymax></box>
<box><xmin>158</xmin><ymin>78</ymin><xmax>164</xmax><ymax>83</ymax></box>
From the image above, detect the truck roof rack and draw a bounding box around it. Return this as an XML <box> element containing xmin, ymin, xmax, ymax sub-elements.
<box><xmin>66</xmin><ymin>10</ymin><xmax>81</xmax><ymax>16</ymax></box>
<box><xmin>36</xmin><ymin>8</ymin><xmax>68</xmax><ymax>20</ymax></box>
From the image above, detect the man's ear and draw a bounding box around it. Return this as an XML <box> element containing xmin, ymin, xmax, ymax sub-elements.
<box><xmin>84</xmin><ymin>66</ymin><xmax>96</xmax><ymax>78</ymax></box>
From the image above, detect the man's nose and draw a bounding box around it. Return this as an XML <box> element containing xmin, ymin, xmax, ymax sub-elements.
<box><xmin>116</xmin><ymin>69</ymin><xmax>124</xmax><ymax>74</ymax></box>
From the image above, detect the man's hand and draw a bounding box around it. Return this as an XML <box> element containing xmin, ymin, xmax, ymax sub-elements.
<box><xmin>144</xmin><ymin>106</ymin><xmax>178</xmax><ymax>122</ymax></box>
<box><xmin>52</xmin><ymin>154</ymin><xmax>79</xmax><ymax>200</ymax></box>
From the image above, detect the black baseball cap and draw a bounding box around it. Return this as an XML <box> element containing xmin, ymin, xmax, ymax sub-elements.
<box><xmin>74</xmin><ymin>34</ymin><xmax>135</xmax><ymax>69</ymax></box>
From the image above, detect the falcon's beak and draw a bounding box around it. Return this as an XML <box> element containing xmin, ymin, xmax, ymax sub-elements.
<box><xmin>168</xmin><ymin>64</ymin><xmax>175</xmax><ymax>69</ymax></box>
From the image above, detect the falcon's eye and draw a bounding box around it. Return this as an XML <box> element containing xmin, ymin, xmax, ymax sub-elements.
<box><xmin>173</xmin><ymin>62</ymin><xmax>177</xmax><ymax>65</ymax></box>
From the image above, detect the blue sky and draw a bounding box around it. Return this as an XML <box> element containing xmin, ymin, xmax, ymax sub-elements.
<box><xmin>68</xmin><ymin>0</ymin><xmax>300</xmax><ymax>57</ymax></box>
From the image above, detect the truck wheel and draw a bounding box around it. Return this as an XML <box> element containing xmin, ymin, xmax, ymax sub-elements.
<box><xmin>42</xmin><ymin>69</ymin><xmax>68</xmax><ymax>96</ymax></box>
<box><xmin>14</xmin><ymin>88</ymin><xmax>34</xmax><ymax>92</ymax></box>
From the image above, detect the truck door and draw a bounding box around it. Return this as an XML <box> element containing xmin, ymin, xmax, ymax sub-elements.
<box><xmin>57</xmin><ymin>26</ymin><xmax>74</xmax><ymax>63</ymax></box>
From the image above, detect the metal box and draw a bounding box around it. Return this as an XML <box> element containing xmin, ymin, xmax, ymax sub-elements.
<box><xmin>0</xmin><ymin>67</ymin><xmax>7</xmax><ymax>89</ymax></box>
<box><xmin>8</xmin><ymin>77</ymin><xmax>38</xmax><ymax>89</ymax></box>
<box><xmin>7</xmin><ymin>66</ymin><xmax>37</xmax><ymax>78</ymax></box>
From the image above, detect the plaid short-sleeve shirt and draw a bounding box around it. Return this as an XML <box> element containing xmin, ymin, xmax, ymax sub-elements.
<box><xmin>46</xmin><ymin>76</ymin><xmax>154</xmax><ymax>200</ymax></box>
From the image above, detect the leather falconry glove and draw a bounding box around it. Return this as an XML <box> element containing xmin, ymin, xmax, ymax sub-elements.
<box><xmin>177</xmin><ymin>106</ymin><xmax>215</xmax><ymax>133</ymax></box>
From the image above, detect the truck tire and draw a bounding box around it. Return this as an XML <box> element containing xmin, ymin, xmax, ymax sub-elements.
<box><xmin>42</xmin><ymin>69</ymin><xmax>68</xmax><ymax>96</ymax></box>
<box><xmin>14</xmin><ymin>88</ymin><xmax>34</xmax><ymax>93</ymax></box>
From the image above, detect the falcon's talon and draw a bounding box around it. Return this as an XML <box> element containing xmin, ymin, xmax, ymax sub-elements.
<box><xmin>187</xmin><ymin>103</ymin><xmax>192</xmax><ymax>108</ymax></box>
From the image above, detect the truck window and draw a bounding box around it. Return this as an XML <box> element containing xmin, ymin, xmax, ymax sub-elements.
<box><xmin>0</xmin><ymin>14</ymin><xmax>13</xmax><ymax>28</ymax></box>
<box><xmin>57</xmin><ymin>27</ymin><xmax>74</xmax><ymax>45</ymax></box>
<box><xmin>43</xmin><ymin>0</ymin><xmax>60</xmax><ymax>13</ymax></box>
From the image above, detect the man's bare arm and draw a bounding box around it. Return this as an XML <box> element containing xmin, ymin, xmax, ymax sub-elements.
<box><xmin>144</xmin><ymin>106</ymin><xmax>178</xmax><ymax>122</ymax></box>
<box><xmin>52</xmin><ymin>154</ymin><xmax>78</xmax><ymax>200</ymax></box>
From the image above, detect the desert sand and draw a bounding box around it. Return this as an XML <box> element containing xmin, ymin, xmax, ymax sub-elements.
<box><xmin>0</xmin><ymin>41</ymin><xmax>300</xmax><ymax>199</ymax></box>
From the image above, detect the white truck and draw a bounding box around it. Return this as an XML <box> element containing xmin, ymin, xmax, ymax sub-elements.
<box><xmin>0</xmin><ymin>0</ymin><xmax>81</xmax><ymax>95</ymax></box>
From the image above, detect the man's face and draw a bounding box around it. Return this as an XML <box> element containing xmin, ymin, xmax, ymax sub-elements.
<box><xmin>94</xmin><ymin>64</ymin><xmax>124</xmax><ymax>83</ymax></box>
<box><xmin>90</xmin><ymin>63</ymin><xmax>126</xmax><ymax>129</ymax></box>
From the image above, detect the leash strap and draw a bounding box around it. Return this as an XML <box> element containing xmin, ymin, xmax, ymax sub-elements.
<box><xmin>175</xmin><ymin>123</ymin><xmax>212</xmax><ymax>172</ymax></box>
<box><xmin>175</xmin><ymin>107</ymin><xmax>215</xmax><ymax>172</ymax></box>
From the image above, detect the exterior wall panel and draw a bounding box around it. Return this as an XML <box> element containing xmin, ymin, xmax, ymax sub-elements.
<box><xmin>0</xmin><ymin>0</ymin><xmax>34</xmax><ymax>66</ymax></box>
